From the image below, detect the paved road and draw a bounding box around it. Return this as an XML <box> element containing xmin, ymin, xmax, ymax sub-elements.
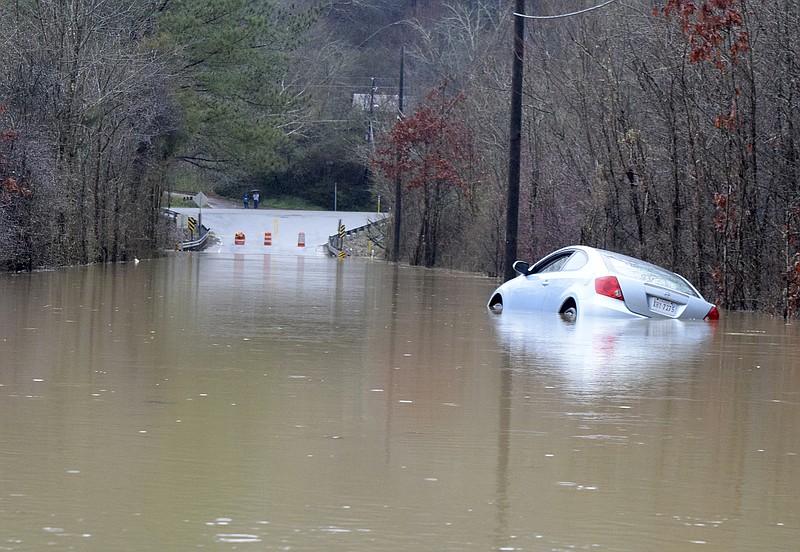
<box><xmin>172</xmin><ymin>208</ymin><xmax>385</xmax><ymax>255</ymax></box>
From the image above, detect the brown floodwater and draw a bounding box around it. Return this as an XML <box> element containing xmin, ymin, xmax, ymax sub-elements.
<box><xmin>1</xmin><ymin>254</ymin><xmax>798</xmax><ymax>551</ymax></box>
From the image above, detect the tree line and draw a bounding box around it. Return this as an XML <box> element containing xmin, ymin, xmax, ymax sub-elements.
<box><xmin>0</xmin><ymin>0</ymin><xmax>317</xmax><ymax>270</ymax></box>
<box><xmin>2</xmin><ymin>0</ymin><xmax>799</xmax><ymax>316</ymax></box>
<box><xmin>369</xmin><ymin>0</ymin><xmax>800</xmax><ymax>317</ymax></box>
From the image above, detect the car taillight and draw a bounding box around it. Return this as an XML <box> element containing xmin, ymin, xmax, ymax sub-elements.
<box><xmin>595</xmin><ymin>276</ymin><xmax>624</xmax><ymax>301</ymax></box>
<box><xmin>704</xmin><ymin>306</ymin><xmax>720</xmax><ymax>320</ymax></box>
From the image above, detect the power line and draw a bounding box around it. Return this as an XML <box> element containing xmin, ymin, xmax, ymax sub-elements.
<box><xmin>514</xmin><ymin>0</ymin><xmax>617</xmax><ymax>20</ymax></box>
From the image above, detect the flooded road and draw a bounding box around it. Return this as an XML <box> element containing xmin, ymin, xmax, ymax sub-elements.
<box><xmin>1</xmin><ymin>254</ymin><xmax>799</xmax><ymax>551</ymax></box>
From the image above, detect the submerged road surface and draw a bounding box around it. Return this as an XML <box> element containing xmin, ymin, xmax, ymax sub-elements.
<box><xmin>172</xmin><ymin>208</ymin><xmax>385</xmax><ymax>254</ymax></box>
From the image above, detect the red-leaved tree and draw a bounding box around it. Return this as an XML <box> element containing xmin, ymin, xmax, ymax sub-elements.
<box><xmin>0</xmin><ymin>103</ymin><xmax>30</xmax><ymax>209</ymax></box>
<box><xmin>658</xmin><ymin>0</ymin><xmax>756</xmax><ymax>309</ymax></box>
<box><xmin>373</xmin><ymin>82</ymin><xmax>473</xmax><ymax>267</ymax></box>
<box><xmin>659</xmin><ymin>0</ymin><xmax>750</xmax><ymax>68</ymax></box>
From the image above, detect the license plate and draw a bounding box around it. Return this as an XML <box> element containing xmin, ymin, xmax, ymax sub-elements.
<box><xmin>651</xmin><ymin>297</ymin><xmax>676</xmax><ymax>316</ymax></box>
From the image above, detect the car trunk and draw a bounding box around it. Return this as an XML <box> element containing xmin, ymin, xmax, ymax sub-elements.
<box><xmin>617</xmin><ymin>278</ymin><xmax>694</xmax><ymax>318</ymax></box>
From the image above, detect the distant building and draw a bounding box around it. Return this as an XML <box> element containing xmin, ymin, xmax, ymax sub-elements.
<box><xmin>352</xmin><ymin>93</ymin><xmax>401</xmax><ymax>113</ymax></box>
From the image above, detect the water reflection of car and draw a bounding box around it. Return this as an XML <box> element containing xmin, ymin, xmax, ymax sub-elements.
<box><xmin>488</xmin><ymin>245</ymin><xmax>719</xmax><ymax>320</ymax></box>
<box><xmin>491</xmin><ymin>312</ymin><xmax>716</xmax><ymax>392</ymax></box>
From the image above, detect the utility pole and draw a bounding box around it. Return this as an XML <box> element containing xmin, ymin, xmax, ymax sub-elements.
<box><xmin>504</xmin><ymin>0</ymin><xmax>525</xmax><ymax>282</ymax></box>
<box><xmin>392</xmin><ymin>46</ymin><xmax>405</xmax><ymax>263</ymax></box>
<box><xmin>367</xmin><ymin>77</ymin><xmax>376</xmax><ymax>143</ymax></box>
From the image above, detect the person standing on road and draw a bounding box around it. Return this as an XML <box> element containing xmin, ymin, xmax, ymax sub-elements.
<box><xmin>243</xmin><ymin>194</ymin><xmax>249</xmax><ymax>209</ymax></box>
<box><xmin>253</xmin><ymin>191</ymin><xmax>259</xmax><ymax>209</ymax></box>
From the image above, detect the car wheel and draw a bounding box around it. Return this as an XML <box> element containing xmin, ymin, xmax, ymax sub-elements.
<box><xmin>561</xmin><ymin>306</ymin><xmax>577</xmax><ymax>320</ymax></box>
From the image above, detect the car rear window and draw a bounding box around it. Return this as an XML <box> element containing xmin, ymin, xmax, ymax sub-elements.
<box><xmin>600</xmin><ymin>252</ymin><xmax>699</xmax><ymax>297</ymax></box>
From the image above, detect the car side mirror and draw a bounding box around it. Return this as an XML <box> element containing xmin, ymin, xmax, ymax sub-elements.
<box><xmin>512</xmin><ymin>261</ymin><xmax>530</xmax><ymax>275</ymax></box>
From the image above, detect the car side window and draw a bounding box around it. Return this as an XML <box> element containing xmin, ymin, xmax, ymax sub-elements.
<box><xmin>532</xmin><ymin>251</ymin><xmax>587</xmax><ymax>274</ymax></box>
<box><xmin>536</xmin><ymin>254</ymin><xmax>571</xmax><ymax>273</ymax></box>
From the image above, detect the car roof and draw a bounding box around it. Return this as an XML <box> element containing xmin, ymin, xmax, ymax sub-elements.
<box><xmin>552</xmin><ymin>245</ymin><xmax>700</xmax><ymax>297</ymax></box>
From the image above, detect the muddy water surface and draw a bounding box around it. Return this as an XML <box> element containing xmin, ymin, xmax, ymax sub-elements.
<box><xmin>1</xmin><ymin>254</ymin><xmax>798</xmax><ymax>550</ymax></box>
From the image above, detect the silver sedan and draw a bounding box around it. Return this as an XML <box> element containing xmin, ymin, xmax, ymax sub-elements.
<box><xmin>487</xmin><ymin>245</ymin><xmax>719</xmax><ymax>320</ymax></box>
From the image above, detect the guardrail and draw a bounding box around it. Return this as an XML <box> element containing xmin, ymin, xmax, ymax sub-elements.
<box><xmin>164</xmin><ymin>209</ymin><xmax>211</xmax><ymax>251</ymax></box>
<box><xmin>179</xmin><ymin>225</ymin><xmax>211</xmax><ymax>251</ymax></box>
<box><xmin>327</xmin><ymin>217</ymin><xmax>388</xmax><ymax>257</ymax></box>
<box><xmin>163</xmin><ymin>208</ymin><xmax>179</xmax><ymax>221</ymax></box>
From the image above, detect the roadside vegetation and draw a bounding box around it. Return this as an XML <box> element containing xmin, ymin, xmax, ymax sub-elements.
<box><xmin>1</xmin><ymin>0</ymin><xmax>800</xmax><ymax>316</ymax></box>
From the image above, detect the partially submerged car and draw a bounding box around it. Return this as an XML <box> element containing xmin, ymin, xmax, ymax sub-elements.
<box><xmin>487</xmin><ymin>245</ymin><xmax>719</xmax><ymax>320</ymax></box>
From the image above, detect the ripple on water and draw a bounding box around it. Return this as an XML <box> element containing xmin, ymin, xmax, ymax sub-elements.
<box><xmin>214</xmin><ymin>533</ymin><xmax>262</xmax><ymax>543</ymax></box>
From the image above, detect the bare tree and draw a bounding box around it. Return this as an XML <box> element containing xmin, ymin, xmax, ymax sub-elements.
<box><xmin>0</xmin><ymin>0</ymin><xmax>174</xmax><ymax>269</ymax></box>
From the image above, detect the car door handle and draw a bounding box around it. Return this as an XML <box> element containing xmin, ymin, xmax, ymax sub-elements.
<box><xmin>541</xmin><ymin>279</ymin><xmax>550</xmax><ymax>286</ymax></box>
